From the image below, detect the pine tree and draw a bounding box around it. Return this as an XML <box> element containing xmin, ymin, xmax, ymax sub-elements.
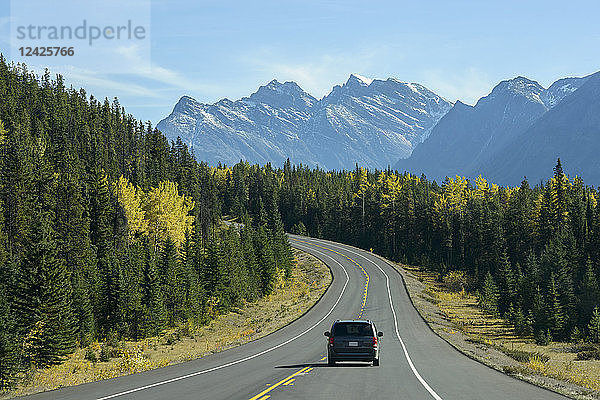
<box><xmin>588</xmin><ymin>307</ymin><xmax>600</xmax><ymax>343</ymax></box>
<box><xmin>580</xmin><ymin>258</ymin><xmax>600</xmax><ymax>327</ymax></box>
<box><xmin>0</xmin><ymin>285</ymin><xmax>19</xmax><ymax>390</ymax></box>
<box><xmin>240</xmin><ymin>220</ymin><xmax>260</xmax><ymax>300</ymax></box>
<box><xmin>141</xmin><ymin>244</ymin><xmax>165</xmax><ymax>336</ymax></box>
<box><xmin>551</xmin><ymin>158</ymin><xmax>569</xmax><ymax>229</ymax></box>
<box><xmin>532</xmin><ymin>286</ymin><xmax>549</xmax><ymax>344</ymax></box>
<box><xmin>70</xmin><ymin>269</ymin><xmax>95</xmax><ymax>346</ymax></box>
<box><xmin>547</xmin><ymin>273</ymin><xmax>565</xmax><ymax>340</ymax></box>
<box><xmin>478</xmin><ymin>272</ymin><xmax>499</xmax><ymax>314</ymax></box>
<box><xmin>12</xmin><ymin>214</ymin><xmax>75</xmax><ymax>367</ymax></box>
<box><xmin>159</xmin><ymin>237</ymin><xmax>184</xmax><ymax>325</ymax></box>
<box><xmin>269</xmin><ymin>208</ymin><xmax>293</xmax><ymax>278</ymax></box>
<box><xmin>513</xmin><ymin>306</ymin><xmax>530</xmax><ymax>336</ymax></box>
<box><xmin>497</xmin><ymin>251</ymin><xmax>516</xmax><ymax>314</ymax></box>
<box><xmin>255</xmin><ymin>225</ymin><xmax>276</xmax><ymax>296</ymax></box>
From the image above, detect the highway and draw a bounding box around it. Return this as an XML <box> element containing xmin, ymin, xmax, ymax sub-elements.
<box><xmin>26</xmin><ymin>235</ymin><xmax>567</xmax><ymax>400</ymax></box>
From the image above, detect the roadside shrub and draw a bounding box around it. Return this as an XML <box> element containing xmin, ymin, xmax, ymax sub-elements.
<box><xmin>106</xmin><ymin>330</ymin><xmax>120</xmax><ymax>348</ymax></box>
<box><xmin>84</xmin><ymin>348</ymin><xmax>98</xmax><ymax>363</ymax></box>
<box><xmin>503</xmin><ymin>365</ymin><xmax>527</xmax><ymax>375</ymax></box>
<box><xmin>576</xmin><ymin>350</ymin><xmax>600</xmax><ymax>360</ymax></box>
<box><xmin>164</xmin><ymin>332</ymin><xmax>179</xmax><ymax>346</ymax></box>
<box><xmin>576</xmin><ymin>343</ymin><xmax>600</xmax><ymax>360</ymax></box>
<box><xmin>443</xmin><ymin>271</ymin><xmax>468</xmax><ymax>293</ymax></box>
<box><xmin>534</xmin><ymin>329</ymin><xmax>552</xmax><ymax>346</ymax></box>
<box><xmin>99</xmin><ymin>346</ymin><xmax>111</xmax><ymax>362</ymax></box>
<box><xmin>571</xmin><ymin>326</ymin><xmax>584</xmax><ymax>343</ymax></box>
<box><xmin>501</xmin><ymin>347</ymin><xmax>549</xmax><ymax>363</ymax></box>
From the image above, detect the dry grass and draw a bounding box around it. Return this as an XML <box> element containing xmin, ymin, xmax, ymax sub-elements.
<box><xmin>402</xmin><ymin>265</ymin><xmax>600</xmax><ymax>395</ymax></box>
<box><xmin>3</xmin><ymin>248</ymin><xmax>331</xmax><ymax>399</ymax></box>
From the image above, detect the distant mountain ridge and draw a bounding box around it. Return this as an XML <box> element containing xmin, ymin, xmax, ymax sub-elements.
<box><xmin>157</xmin><ymin>74</ymin><xmax>453</xmax><ymax>170</ymax></box>
<box><xmin>394</xmin><ymin>73</ymin><xmax>593</xmax><ymax>184</ymax></box>
<box><xmin>158</xmin><ymin>70</ymin><xmax>600</xmax><ymax>185</ymax></box>
<box><xmin>483</xmin><ymin>71</ymin><xmax>600</xmax><ymax>185</ymax></box>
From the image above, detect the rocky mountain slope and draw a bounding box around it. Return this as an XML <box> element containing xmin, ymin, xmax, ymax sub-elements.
<box><xmin>483</xmin><ymin>72</ymin><xmax>600</xmax><ymax>185</ymax></box>
<box><xmin>156</xmin><ymin>74</ymin><xmax>452</xmax><ymax>169</ymax></box>
<box><xmin>394</xmin><ymin>74</ymin><xmax>590</xmax><ymax>184</ymax></box>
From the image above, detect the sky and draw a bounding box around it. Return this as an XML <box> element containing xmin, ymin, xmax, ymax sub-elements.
<box><xmin>0</xmin><ymin>0</ymin><xmax>599</xmax><ymax>124</ymax></box>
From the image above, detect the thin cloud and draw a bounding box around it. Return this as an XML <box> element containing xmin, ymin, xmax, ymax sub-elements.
<box><xmin>29</xmin><ymin>64</ymin><xmax>161</xmax><ymax>98</ymax></box>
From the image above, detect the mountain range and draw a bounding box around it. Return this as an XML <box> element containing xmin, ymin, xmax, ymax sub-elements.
<box><xmin>156</xmin><ymin>74</ymin><xmax>452</xmax><ymax>170</ymax></box>
<box><xmin>394</xmin><ymin>74</ymin><xmax>592</xmax><ymax>184</ymax></box>
<box><xmin>157</xmin><ymin>70</ymin><xmax>600</xmax><ymax>185</ymax></box>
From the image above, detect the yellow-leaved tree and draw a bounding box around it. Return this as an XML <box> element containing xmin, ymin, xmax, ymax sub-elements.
<box><xmin>144</xmin><ymin>181</ymin><xmax>195</xmax><ymax>248</ymax></box>
<box><xmin>114</xmin><ymin>175</ymin><xmax>147</xmax><ymax>239</ymax></box>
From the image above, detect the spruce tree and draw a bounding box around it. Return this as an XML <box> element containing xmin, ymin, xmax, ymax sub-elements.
<box><xmin>269</xmin><ymin>208</ymin><xmax>293</xmax><ymax>278</ymax></box>
<box><xmin>0</xmin><ymin>285</ymin><xmax>19</xmax><ymax>390</ymax></box>
<box><xmin>580</xmin><ymin>258</ymin><xmax>600</xmax><ymax>327</ymax></box>
<box><xmin>478</xmin><ymin>271</ymin><xmax>499</xmax><ymax>315</ymax></box>
<box><xmin>497</xmin><ymin>251</ymin><xmax>516</xmax><ymax>314</ymax></box>
<box><xmin>547</xmin><ymin>273</ymin><xmax>565</xmax><ymax>340</ymax></box>
<box><xmin>141</xmin><ymin>244</ymin><xmax>165</xmax><ymax>336</ymax></box>
<box><xmin>12</xmin><ymin>213</ymin><xmax>75</xmax><ymax>367</ymax></box>
<box><xmin>532</xmin><ymin>286</ymin><xmax>549</xmax><ymax>344</ymax></box>
<box><xmin>240</xmin><ymin>220</ymin><xmax>260</xmax><ymax>300</ymax></box>
<box><xmin>159</xmin><ymin>237</ymin><xmax>184</xmax><ymax>325</ymax></box>
<box><xmin>255</xmin><ymin>225</ymin><xmax>276</xmax><ymax>296</ymax></box>
<box><xmin>588</xmin><ymin>306</ymin><xmax>600</xmax><ymax>343</ymax></box>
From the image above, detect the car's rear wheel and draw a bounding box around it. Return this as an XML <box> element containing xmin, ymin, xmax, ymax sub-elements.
<box><xmin>372</xmin><ymin>358</ymin><xmax>380</xmax><ymax>366</ymax></box>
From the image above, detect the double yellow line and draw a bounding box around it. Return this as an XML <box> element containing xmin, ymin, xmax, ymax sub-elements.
<box><xmin>246</xmin><ymin>238</ymin><xmax>370</xmax><ymax>400</ymax></box>
<box><xmin>248</xmin><ymin>366</ymin><xmax>313</xmax><ymax>400</ymax></box>
<box><xmin>292</xmin><ymin>238</ymin><xmax>370</xmax><ymax>319</ymax></box>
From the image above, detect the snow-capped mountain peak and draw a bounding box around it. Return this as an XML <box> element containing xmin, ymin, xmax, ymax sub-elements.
<box><xmin>487</xmin><ymin>76</ymin><xmax>545</xmax><ymax>105</ymax></box>
<box><xmin>157</xmin><ymin>75</ymin><xmax>452</xmax><ymax>169</ymax></box>
<box><xmin>347</xmin><ymin>73</ymin><xmax>373</xmax><ymax>86</ymax></box>
<box><xmin>541</xmin><ymin>76</ymin><xmax>589</xmax><ymax>108</ymax></box>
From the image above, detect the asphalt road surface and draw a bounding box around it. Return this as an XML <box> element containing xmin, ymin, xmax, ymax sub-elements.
<box><xmin>26</xmin><ymin>235</ymin><xmax>568</xmax><ymax>400</ymax></box>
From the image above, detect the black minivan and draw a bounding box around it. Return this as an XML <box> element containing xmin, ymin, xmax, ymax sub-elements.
<box><xmin>324</xmin><ymin>320</ymin><xmax>383</xmax><ymax>366</ymax></box>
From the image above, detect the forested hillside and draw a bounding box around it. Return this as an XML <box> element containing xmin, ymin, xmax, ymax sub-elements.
<box><xmin>237</xmin><ymin>160</ymin><xmax>600</xmax><ymax>347</ymax></box>
<box><xmin>0</xmin><ymin>57</ymin><xmax>292</xmax><ymax>389</ymax></box>
<box><xmin>2</xmin><ymin>54</ymin><xmax>599</xmax><ymax>392</ymax></box>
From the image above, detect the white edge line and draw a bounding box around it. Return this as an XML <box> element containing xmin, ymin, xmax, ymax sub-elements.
<box><xmin>97</xmin><ymin>243</ymin><xmax>349</xmax><ymax>400</ymax></box>
<box><xmin>313</xmin><ymin>239</ymin><xmax>444</xmax><ymax>400</ymax></box>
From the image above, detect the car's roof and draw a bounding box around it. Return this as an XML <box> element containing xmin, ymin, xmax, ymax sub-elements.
<box><xmin>334</xmin><ymin>319</ymin><xmax>372</xmax><ymax>324</ymax></box>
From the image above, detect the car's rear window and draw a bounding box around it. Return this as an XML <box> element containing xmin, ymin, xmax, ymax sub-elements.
<box><xmin>332</xmin><ymin>323</ymin><xmax>373</xmax><ymax>336</ymax></box>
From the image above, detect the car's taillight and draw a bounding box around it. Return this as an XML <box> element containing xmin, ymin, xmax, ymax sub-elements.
<box><xmin>372</xmin><ymin>336</ymin><xmax>378</xmax><ymax>347</ymax></box>
<box><xmin>329</xmin><ymin>336</ymin><xmax>334</xmax><ymax>346</ymax></box>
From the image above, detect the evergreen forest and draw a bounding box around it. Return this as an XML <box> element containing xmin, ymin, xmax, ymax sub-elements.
<box><xmin>2</xmin><ymin>55</ymin><xmax>600</xmax><ymax>389</ymax></box>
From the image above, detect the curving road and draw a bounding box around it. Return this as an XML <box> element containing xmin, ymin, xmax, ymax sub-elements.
<box><xmin>26</xmin><ymin>235</ymin><xmax>567</xmax><ymax>400</ymax></box>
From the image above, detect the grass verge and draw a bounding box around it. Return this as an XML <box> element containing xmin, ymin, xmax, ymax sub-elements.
<box><xmin>3</xmin><ymin>248</ymin><xmax>331</xmax><ymax>399</ymax></box>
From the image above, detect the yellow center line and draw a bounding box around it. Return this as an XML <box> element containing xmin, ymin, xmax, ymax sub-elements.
<box><xmin>248</xmin><ymin>367</ymin><xmax>309</xmax><ymax>400</ymax></box>
<box><xmin>291</xmin><ymin>238</ymin><xmax>370</xmax><ymax>319</ymax></box>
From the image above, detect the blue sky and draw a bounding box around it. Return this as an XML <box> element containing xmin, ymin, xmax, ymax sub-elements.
<box><xmin>0</xmin><ymin>0</ymin><xmax>599</xmax><ymax>123</ymax></box>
